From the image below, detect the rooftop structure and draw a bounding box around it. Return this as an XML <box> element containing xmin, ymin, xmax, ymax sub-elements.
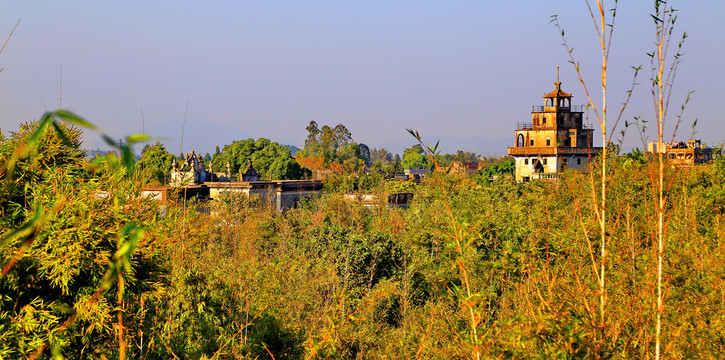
<box><xmin>169</xmin><ymin>151</ymin><xmax>212</xmax><ymax>186</ymax></box>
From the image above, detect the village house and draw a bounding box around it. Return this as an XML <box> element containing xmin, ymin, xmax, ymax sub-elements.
<box><xmin>647</xmin><ymin>139</ymin><xmax>718</xmax><ymax>167</ymax></box>
<box><xmin>148</xmin><ymin>151</ymin><xmax>322</xmax><ymax>212</ymax></box>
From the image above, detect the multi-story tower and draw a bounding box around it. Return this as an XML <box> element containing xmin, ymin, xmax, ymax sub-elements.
<box><xmin>508</xmin><ymin>69</ymin><xmax>601</xmax><ymax>182</ymax></box>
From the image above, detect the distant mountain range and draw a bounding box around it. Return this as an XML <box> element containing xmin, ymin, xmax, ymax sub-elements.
<box><xmin>368</xmin><ymin>136</ymin><xmax>512</xmax><ymax>158</ymax></box>
<box><xmin>85</xmin><ymin>119</ymin><xmax>252</xmax><ymax>156</ymax></box>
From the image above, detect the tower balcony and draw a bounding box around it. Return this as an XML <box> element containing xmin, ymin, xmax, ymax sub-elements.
<box><xmin>515</xmin><ymin>122</ymin><xmax>596</xmax><ymax>131</ymax></box>
<box><xmin>531</xmin><ymin>105</ymin><xmax>586</xmax><ymax>113</ymax></box>
<box><xmin>507</xmin><ymin>146</ymin><xmax>602</xmax><ymax>156</ymax></box>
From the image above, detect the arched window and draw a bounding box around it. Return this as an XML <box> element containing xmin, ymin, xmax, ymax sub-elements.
<box><xmin>530</xmin><ymin>139</ymin><xmax>535</xmax><ymax>146</ymax></box>
<box><xmin>546</xmin><ymin>137</ymin><xmax>551</xmax><ymax>146</ymax></box>
<box><xmin>517</xmin><ymin>134</ymin><xmax>524</xmax><ymax>147</ymax></box>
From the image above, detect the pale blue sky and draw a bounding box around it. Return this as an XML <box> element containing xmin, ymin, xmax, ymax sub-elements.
<box><xmin>1</xmin><ymin>1</ymin><xmax>723</xmax><ymax>155</ymax></box>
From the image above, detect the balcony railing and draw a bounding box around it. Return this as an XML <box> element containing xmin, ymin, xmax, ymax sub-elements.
<box><xmin>508</xmin><ymin>146</ymin><xmax>602</xmax><ymax>156</ymax></box>
<box><xmin>532</xmin><ymin>173</ymin><xmax>561</xmax><ymax>180</ymax></box>
<box><xmin>531</xmin><ymin>104</ymin><xmax>587</xmax><ymax>113</ymax></box>
<box><xmin>557</xmin><ymin>146</ymin><xmax>602</xmax><ymax>155</ymax></box>
<box><xmin>516</xmin><ymin>122</ymin><xmax>596</xmax><ymax>131</ymax></box>
<box><xmin>508</xmin><ymin>147</ymin><xmax>557</xmax><ymax>155</ymax></box>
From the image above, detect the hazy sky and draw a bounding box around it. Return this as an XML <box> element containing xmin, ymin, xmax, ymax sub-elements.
<box><xmin>1</xmin><ymin>1</ymin><xmax>723</xmax><ymax>155</ymax></box>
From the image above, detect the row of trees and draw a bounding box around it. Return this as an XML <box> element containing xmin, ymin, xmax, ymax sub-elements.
<box><xmin>135</xmin><ymin>121</ymin><xmax>490</xmax><ymax>185</ymax></box>
<box><xmin>137</xmin><ymin>137</ymin><xmax>306</xmax><ymax>185</ymax></box>
<box><xmin>295</xmin><ymin>121</ymin><xmax>484</xmax><ymax>173</ymax></box>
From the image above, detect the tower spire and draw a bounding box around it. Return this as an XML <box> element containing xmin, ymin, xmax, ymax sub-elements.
<box><xmin>556</xmin><ymin>66</ymin><xmax>559</xmax><ymax>83</ymax></box>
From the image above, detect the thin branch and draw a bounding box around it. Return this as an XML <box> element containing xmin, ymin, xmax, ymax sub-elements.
<box><xmin>608</xmin><ymin>66</ymin><xmax>641</xmax><ymax>144</ymax></box>
<box><xmin>550</xmin><ymin>16</ymin><xmax>602</xmax><ymax>127</ymax></box>
<box><xmin>0</xmin><ymin>18</ymin><xmax>20</xmax><ymax>58</ymax></box>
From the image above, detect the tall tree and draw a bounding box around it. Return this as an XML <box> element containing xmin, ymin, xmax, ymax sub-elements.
<box><xmin>139</xmin><ymin>142</ymin><xmax>173</xmax><ymax>185</ymax></box>
<box><xmin>401</xmin><ymin>144</ymin><xmax>427</xmax><ymax>170</ymax></box>
<box><xmin>297</xmin><ymin>121</ymin><xmax>365</xmax><ymax>172</ymax></box>
<box><xmin>358</xmin><ymin>143</ymin><xmax>371</xmax><ymax>166</ymax></box>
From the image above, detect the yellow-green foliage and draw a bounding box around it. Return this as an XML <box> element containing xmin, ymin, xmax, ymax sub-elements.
<box><xmin>1</xmin><ymin>114</ymin><xmax>170</xmax><ymax>359</ymax></box>
<box><xmin>156</xmin><ymin>160</ymin><xmax>725</xmax><ymax>359</ymax></box>
<box><xmin>2</xmin><ymin>116</ymin><xmax>725</xmax><ymax>358</ymax></box>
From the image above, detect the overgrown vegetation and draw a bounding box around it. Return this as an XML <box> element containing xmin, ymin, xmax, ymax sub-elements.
<box><xmin>2</xmin><ymin>115</ymin><xmax>724</xmax><ymax>358</ymax></box>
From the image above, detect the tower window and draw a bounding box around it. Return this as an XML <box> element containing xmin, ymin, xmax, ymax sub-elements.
<box><xmin>543</xmin><ymin>118</ymin><xmax>547</xmax><ymax>125</ymax></box>
<box><xmin>546</xmin><ymin>137</ymin><xmax>551</xmax><ymax>146</ymax></box>
<box><xmin>517</xmin><ymin>134</ymin><xmax>524</xmax><ymax>147</ymax></box>
<box><xmin>530</xmin><ymin>139</ymin><xmax>535</xmax><ymax>146</ymax></box>
<box><xmin>543</xmin><ymin>158</ymin><xmax>548</xmax><ymax>165</ymax></box>
<box><xmin>524</xmin><ymin>158</ymin><xmax>529</xmax><ymax>165</ymax></box>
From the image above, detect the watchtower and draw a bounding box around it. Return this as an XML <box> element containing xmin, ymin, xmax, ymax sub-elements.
<box><xmin>507</xmin><ymin>68</ymin><xmax>601</xmax><ymax>182</ymax></box>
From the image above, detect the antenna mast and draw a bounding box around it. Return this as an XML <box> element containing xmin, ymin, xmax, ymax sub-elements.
<box><xmin>59</xmin><ymin>65</ymin><xmax>62</xmax><ymax>110</ymax></box>
<box><xmin>179</xmin><ymin>100</ymin><xmax>189</xmax><ymax>156</ymax></box>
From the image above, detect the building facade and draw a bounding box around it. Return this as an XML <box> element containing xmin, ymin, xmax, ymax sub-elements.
<box><xmin>508</xmin><ymin>70</ymin><xmax>601</xmax><ymax>182</ymax></box>
<box><xmin>169</xmin><ymin>151</ymin><xmax>212</xmax><ymax>186</ymax></box>
<box><xmin>647</xmin><ymin>139</ymin><xmax>717</xmax><ymax>167</ymax></box>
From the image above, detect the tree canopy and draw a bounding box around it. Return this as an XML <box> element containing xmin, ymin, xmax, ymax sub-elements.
<box><xmin>139</xmin><ymin>142</ymin><xmax>174</xmax><ymax>185</ymax></box>
<box><xmin>211</xmin><ymin>138</ymin><xmax>305</xmax><ymax>180</ymax></box>
<box><xmin>295</xmin><ymin>121</ymin><xmax>365</xmax><ymax>172</ymax></box>
<box><xmin>401</xmin><ymin>144</ymin><xmax>428</xmax><ymax>170</ymax></box>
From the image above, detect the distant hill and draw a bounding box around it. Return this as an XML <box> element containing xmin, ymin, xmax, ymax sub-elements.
<box><xmin>86</xmin><ymin>148</ymin><xmax>142</xmax><ymax>161</ymax></box>
<box><xmin>85</xmin><ymin>118</ymin><xmax>252</xmax><ymax>157</ymax></box>
<box><xmin>372</xmin><ymin>136</ymin><xmax>512</xmax><ymax>158</ymax></box>
<box><xmin>283</xmin><ymin>145</ymin><xmax>301</xmax><ymax>156</ymax></box>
